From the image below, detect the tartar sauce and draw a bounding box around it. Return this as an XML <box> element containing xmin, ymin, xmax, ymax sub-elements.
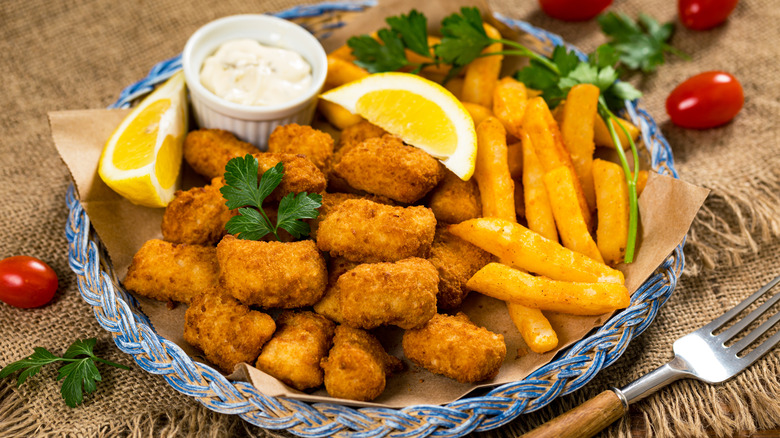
<box><xmin>200</xmin><ymin>38</ymin><xmax>313</xmax><ymax>106</ymax></box>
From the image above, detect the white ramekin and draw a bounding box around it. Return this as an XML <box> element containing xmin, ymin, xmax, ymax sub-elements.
<box><xmin>182</xmin><ymin>14</ymin><xmax>328</xmax><ymax>150</ymax></box>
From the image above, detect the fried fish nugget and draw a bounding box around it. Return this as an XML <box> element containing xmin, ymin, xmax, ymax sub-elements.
<box><xmin>161</xmin><ymin>177</ymin><xmax>235</xmax><ymax>245</ymax></box>
<box><xmin>428</xmin><ymin>226</ymin><xmax>494</xmax><ymax>309</ymax></box>
<box><xmin>316</xmin><ymin>199</ymin><xmax>436</xmax><ymax>263</ymax></box>
<box><xmin>255</xmin><ymin>311</ymin><xmax>336</xmax><ymax>391</ymax></box>
<box><xmin>216</xmin><ymin>235</ymin><xmax>327</xmax><ymax>308</ymax></box>
<box><xmin>426</xmin><ymin>170</ymin><xmax>482</xmax><ymax>224</ymax></box>
<box><xmin>333</xmin><ymin>135</ymin><xmax>444</xmax><ymax>203</ymax></box>
<box><xmin>338</xmin><ymin>257</ymin><xmax>438</xmax><ymax>330</ymax></box>
<box><xmin>335</xmin><ymin>120</ymin><xmax>387</xmax><ymax>155</ymax></box>
<box><xmin>403</xmin><ymin>313</ymin><xmax>506</xmax><ymax>383</ymax></box>
<box><xmin>184</xmin><ymin>129</ymin><xmax>258</xmax><ymax>180</ymax></box>
<box><xmin>255</xmin><ymin>153</ymin><xmax>327</xmax><ymax>201</ymax></box>
<box><xmin>267</xmin><ymin>124</ymin><xmax>334</xmax><ymax>171</ymax></box>
<box><xmin>184</xmin><ymin>293</ymin><xmax>275</xmax><ymax>373</ymax></box>
<box><xmin>321</xmin><ymin>325</ymin><xmax>403</xmax><ymax>401</ymax></box>
<box><xmin>309</xmin><ymin>192</ymin><xmax>394</xmax><ymax>239</ymax></box>
<box><xmin>312</xmin><ymin>256</ymin><xmax>361</xmax><ymax>324</ymax></box>
<box><xmin>123</xmin><ymin>239</ymin><xmax>218</xmax><ymax>303</ymax></box>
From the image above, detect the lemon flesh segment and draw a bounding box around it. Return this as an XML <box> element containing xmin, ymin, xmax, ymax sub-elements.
<box><xmin>99</xmin><ymin>72</ymin><xmax>187</xmax><ymax>208</ymax></box>
<box><xmin>321</xmin><ymin>72</ymin><xmax>477</xmax><ymax>180</ymax></box>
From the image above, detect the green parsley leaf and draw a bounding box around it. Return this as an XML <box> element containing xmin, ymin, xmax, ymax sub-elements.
<box><xmin>598</xmin><ymin>12</ymin><xmax>684</xmax><ymax>73</ymax></box>
<box><xmin>226</xmin><ymin>208</ymin><xmax>275</xmax><ymax>241</ymax></box>
<box><xmin>276</xmin><ymin>192</ymin><xmax>323</xmax><ymax>239</ymax></box>
<box><xmin>386</xmin><ymin>10</ymin><xmax>430</xmax><ymax>57</ymax></box>
<box><xmin>0</xmin><ymin>338</ymin><xmax>129</xmax><ymax>407</ymax></box>
<box><xmin>435</xmin><ymin>7</ymin><xmax>492</xmax><ymax>67</ymax></box>
<box><xmin>348</xmin><ymin>29</ymin><xmax>410</xmax><ymax>73</ymax></box>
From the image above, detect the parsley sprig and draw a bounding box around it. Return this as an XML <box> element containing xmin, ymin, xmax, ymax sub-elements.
<box><xmin>0</xmin><ymin>338</ymin><xmax>130</xmax><ymax>407</ymax></box>
<box><xmin>221</xmin><ymin>155</ymin><xmax>322</xmax><ymax>241</ymax></box>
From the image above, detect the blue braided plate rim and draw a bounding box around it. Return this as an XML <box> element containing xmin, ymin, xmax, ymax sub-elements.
<box><xmin>66</xmin><ymin>3</ymin><xmax>684</xmax><ymax>436</ymax></box>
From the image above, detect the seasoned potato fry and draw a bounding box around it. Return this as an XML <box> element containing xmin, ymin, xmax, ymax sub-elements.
<box><xmin>506</xmin><ymin>302</ymin><xmax>558</xmax><ymax>354</ymax></box>
<box><xmin>513</xmin><ymin>180</ymin><xmax>525</xmax><ymax>219</ymax></box>
<box><xmin>506</xmin><ymin>141</ymin><xmax>523</xmax><ymax>180</ymax></box>
<box><xmin>462</xmin><ymin>24</ymin><xmax>503</xmax><ymax>108</ymax></box>
<box><xmin>404</xmin><ymin>36</ymin><xmax>455</xmax><ymax>77</ymax></box>
<box><xmin>543</xmin><ymin>166</ymin><xmax>604</xmax><ymax>263</ymax></box>
<box><xmin>635</xmin><ymin>169</ymin><xmax>649</xmax><ymax>197</ymax></box>
<box><xmin>267</xmin><ymin>123</ymin><xmax>334</xmax><ymax>171</ymax></box>
<box><xmin>444</xmin><ymin>77</ymin><xmax>465</xmax><ymax>100</ymax></box>
<box><xmin>449</xmin><ymin>218</ymin><xmax>624</xmax><ymax>284</ymax></box>
<box><xmin>521</xmin><ymin>132</ymin><xmax>558</xmax><ymax>242</ymax></box>
<box><xmin>468</xmin><ymin>263</ymin><xmax>631</xmax><ymax>315</ymax></box>
<box><xmin>560</xmin><ymin>84</ymin><xmax>599</xmax><ymax>212</ymax></box>
<box><xmin>594</xmin><ymin>115</ymin><xmax>640</xmax><ymax>150</ymax></box>
<box><xmin>462</xmin><ymin>102</ymin><xmax>494</xmax><ymax>126</ymax></box>
<box><xmin>475</xmin><ymin>117</ymin><xmax>515</xmax><ymax>222</ymax></box>
<box><xmin>593</xmin><ymin>159</ymin><xmax>629</xmax><ymax>266</ymax></box>
<box><xmin>325</xmin><ymin>55</ymin><xmax>369</xmax><ymax>89</ymax></box>
<box><xmin>523</xmin><ymin>97</ymin><xmax>592</xmax><ymax>230</ymax></box>
<box><xmin>492</xmin><ymin>77</ymin><xmax>528</xmax><ymax>138</ymax></box>
<box><xmin>317</xmin><ymin>99</ymin><xmax>363</xmax><ymax>130</ymax></box>
<box><xmin>426</xmin><ymin>170</ymin><xmax>482</xmax><ymax>224</ymax></box>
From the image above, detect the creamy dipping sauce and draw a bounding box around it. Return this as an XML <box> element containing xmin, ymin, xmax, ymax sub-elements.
<box><xmin>200</xmin><ymin>38</ymin><xmax>313</xmax><ymax>106</ymax></box>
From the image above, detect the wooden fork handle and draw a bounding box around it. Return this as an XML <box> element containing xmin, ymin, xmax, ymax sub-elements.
<box><xmin>520</xmin><ymin>390</ymin><xmax>627</xmax><ymax>438</ymax></box>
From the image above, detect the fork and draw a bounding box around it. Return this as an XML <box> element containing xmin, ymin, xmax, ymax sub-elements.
<box><xmin>521</xmin><ymin>274</ymin><xmax>780</xmax><ymax>438</ymax></box>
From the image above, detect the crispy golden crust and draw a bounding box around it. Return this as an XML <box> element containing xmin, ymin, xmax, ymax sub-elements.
<box><xmin>216</xmin><ymin>236</ymin><xmax>327</xmax><ymax>308</ymax></box>
<box><xmin>335</xmin><ymin>120</ymin><xmax>387</xmax><ymax>155</ymax></box>
<box><xmin>255</xmin><ymin>153</ymin><xmax>327</xmax><ymax>201</ymax></box>
<box><xmin>183</xmin><ymin>129</ymin><xmax>258</xmax><ymax>180</ymax></box>
<box><xmin>123</xmin><ymin>239</ymin><xmax>219</xmax><ymax>303</ymax></box>
<box><xmin>312</xmin><ymin>256</ymin><xmax>361</xmax><ymax>324</ymax></box>
<box><xmin>255</xmin><ymin>311</ymin><xmax>336</xmax><ymax>391</ymax></box>
<box><xmin>308</xmin><ymin>192</ymin><xmax>394</xmax><ymax>239</ymax></box>
<box><xmin>267</xmin><ymin>124</ymin><xmax>334</xmax><ymax>171</ymax></box>
<box><xmin>426</xmin><ymin>170</ymin><xmax>483</xmax><ymax>224</ymax></box>
<box><xmin>338</xmin><ymin>257</ymin><xmax>438</xmax><ymax>330</ymax></box>
<box><xmin>333</xmin><ymin>135</ymin><xmax>444</xmax><ymax>203</ymax></box>
<box><xmin>428</xmin><ymin>226</ymin><xmax>495</xmax><ymax>309</ymax></box>
<box><xmin>320</xmin><ymin>325</ymin><xmax>403</xmax><ymax>401</ymax></box>
<box><xmin>161</xmin><ymin>177</ymin><xmax>235</xmax><ymax>245</ymax></box>
<box><xmin>316</xmin><ymin>199</ymin><xmax>436</xmax><ymax>263</ymax></box>
<box><xmin>183</xmin><ymin>293</ymin><xmax>275</xmax><ymax>373</ymax></box>
<box><xmin>402</xmin><ymin>313</ymin><xmax>506</xmax><ymax>383</ymax></box>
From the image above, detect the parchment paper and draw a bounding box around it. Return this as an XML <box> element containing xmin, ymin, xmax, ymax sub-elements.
<box><xmin>48</xmin><ymin>0</ymin><xmax>710</xmax><ymax>408</ymax></box>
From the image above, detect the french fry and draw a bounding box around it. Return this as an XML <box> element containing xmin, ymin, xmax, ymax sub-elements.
<box><xmin>329</xmin><ymin>44</ymin><xmax>356</xmax><ymax>62</ymax></box>
<box><xmin>463</xmin><ymin>102</ymin><xmax>494</xmax><ymax>127</ymax></box>
<box><xmin>506</xmin><ymin>302</ymin><xmax>558</xmax><ymax>353</ymax></box>
<box><xmin>521</xmin><ymin>132</ymin><xmax>558</xmax><ymax>242</ymax></box>
<box><xmin>448</xmin><ymin>218</ymin><xmax>624</xmax><ymax>284</ymax></box>
<box><xmin>474</xmin><ymin>117</ymin><xmax>515</xmax><ymax>222</ymax></box>
<box><xmin>523</xmin><ymin>97</ymin><xmax>592</xmax><ymax>230</ymax></box>
<box><xmin>513</xmin><ymin>180</ymin><xmax>525</xmax><ymax>219</ymax></box>
<box><xmin>593</xmin><ymin>159</ymin><xmax>629</xmax><ymax>266</ymax></box>
<box><xmin>467</xmin><ymin>263</ymin><xmax>631</xmax><ymax>315</ymax></box>
<box><xmin>462</xmin><ymin>23</ymin><xmax>503</xmax><ymax>108</ymax></box>
<box><xmin>635</xmin><ymin>169</ymin><xmax>649</xmax><ymax>197</ymax></box>
<box><xmin>543</xmin><ymin>166</ymin><xmax>605</xmax><ymax>263</ymax></box>
<box><xmin>492</xmin><ymin>77</ymin><xmax>528</xmax><ymax>138</ymax></box>
<box><xmin>444</xmin><ymin>77</ymin><xmax>465</xmax><ymax>100</ymax></box>
<box><xmin>560</xmin><ymin>84</ymin><xmax>599</xmax><ymax>212</ymax></box>
<box><xmin>506</xmin><ymin>141</ymin><xmax>523</xmax><ymax>180</ymax></box>
<box><xmin>325</xmin><ymin>55</ymin><xmax>369</xmax><ymax>89</ymax></box>
<box><xmin>317</xmin><ymin>99</ymin><xmax>363</xmax><ymax>130</ymax></box>
<box><xmin>404</xmin><ymin>36</ymin><xmax>456</xmax><ymax>77</ymax></box>
<box><xmin>594</xmin><ymin>115</ymin><xmax>641</xmax><ymax>150</ymax></box>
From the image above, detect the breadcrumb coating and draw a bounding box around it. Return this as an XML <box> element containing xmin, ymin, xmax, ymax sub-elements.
<box><xmin>161</xmin><ymin>177</ymin><xmax>235</xmax><ymax>245</ymax></box>
<box><xmin>426</xmin><ymin>170</ymin><xmax>483</xmax><ymax>224</ymax></box>
<box><xmin>183</xmin><ymin>129</ymin><xmax>258</xmax><ymax>180</ymax></box>
<box><xmin>268</xmin><ymin>123</ymin><xmax>334</xmax><ymax>171</ymax></box>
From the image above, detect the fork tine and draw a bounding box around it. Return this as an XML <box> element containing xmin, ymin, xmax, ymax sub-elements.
<box><xmin>717</xmin><ymin>284</ymin><xmax>780</xmax><ymax>344</ymax></box>
<box><xmin>730</xmin><ymin>306</ymin><xmax>780</xmax><ymax>355</ymax></box>
<box><xmin>740</xmin><ymin>324</ymin><xmax>780</xmax><ymax>366</ymax></box>
<box><xmin>701</xmin><ymin>275</ymin><xmax>780</xmax><ymax>335</ymax></box>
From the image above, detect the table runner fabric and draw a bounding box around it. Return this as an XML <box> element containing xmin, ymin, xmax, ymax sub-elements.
<box><xmin>0</xmin><ymin>0</ymin><xmax>778</xmax><ymax>437</ymax></box>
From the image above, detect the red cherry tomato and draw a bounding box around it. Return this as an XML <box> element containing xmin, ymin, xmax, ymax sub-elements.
<box><xmin>0</xmin><ymin>256</ymin><xmax>58</xmax><ymax>308</ymax></box>
<box><xmin>666</xmin><ymin>71</ymin><xmax>743</xmax><ymax>129</ymax></box>
<box><xmin>679</xmin><ymin>0</ymin><xmax>738</xmax><ymax>30</ymax></box>
<box><xmin>538</xmin><ymin>0</ymin><xmax>613</xmax><ymax>21</ymax></box>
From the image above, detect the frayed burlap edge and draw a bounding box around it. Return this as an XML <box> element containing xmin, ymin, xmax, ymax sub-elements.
<box><xmin>684</xmin><ymin>168</ymin><xmax>780</xmax><ymax>276</ymax></box>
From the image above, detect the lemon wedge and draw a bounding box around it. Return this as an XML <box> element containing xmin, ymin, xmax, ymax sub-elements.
<box><xmin>99</xmin><ymin>71</ymin><xmax>188</xmax><ymax>207</ymax></box>
<box><xmin>320</xmin><ymin>72</ymin><xmax>477</xmax><ymax>180</ymax></box>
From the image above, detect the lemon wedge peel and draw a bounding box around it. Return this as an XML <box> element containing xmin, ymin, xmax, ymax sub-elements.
<box><xmin>99</xmin><ymin>71</ymin><xmax>188</xmax><ymax>208</ymax></box>
<box><xmin>320</xmin><ymin>72</ymin><xmax>477</xmax><ymax>180</ymax></box>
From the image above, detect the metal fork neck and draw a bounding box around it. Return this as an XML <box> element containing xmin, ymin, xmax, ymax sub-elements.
<box><xmin>616</xmin><ymin>356</ymin><xmax>692</xmax><ymax>404</ymax></box>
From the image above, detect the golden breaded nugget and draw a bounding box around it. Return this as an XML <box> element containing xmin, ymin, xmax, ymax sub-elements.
<box><xmin>184</xmin><ymin>293</ymin><xmax>275</xmax><ymax>373</ymax></box>
<box><xmin>216</xmin><ymin>236</ymin><xmax>326</xmax><ymax>308</ymax></box>
<box><xmin>316</xmin><ymin>199</ymin><xmax>436</xmax><ymax>263</ymax></box>
<box><xmin>428</xmin><ymin>226</ymin><xmax>494</xmax><ymax>309</ymax></box>
<box><xmin>161</xmin><ymin>177</ymin><xmax>235</xmax><ymax>245</ymax></box>
<box><xmin>335</xmin><ymin>120</ymin><xmax>387</xmax><ymax>154</ymax></box>
<box><xmin>308</xmin><ymin>192</ymin><xmax>393</xmax><ymax>239</ymax></box>
<box><xmin>255</xmin><ymin>311</ymin><xmax>336</xmax><ymax>391</ymax></box>
<box><xmin>333</xmin><ymin>135</ymin><xmax>444</xmax><ymax>203</ymax></box>
<box><xmin>123</xmin><ymin>239</ymin><xmax>218</xmax><ymax>303</ymax></box>
<box><xmin>321</xmin><ymin>325</ymin><xmax>403</xmax><ymax>401</ymax></box>
<box><xmin>426</xmin><ymin>170</ymin><xmax>482</xmax><ymax>224</ymax></box>
<box><xmin>267</xmin><ymin>124</ymin><xmax>334</xmax><ymax>171</ymax></box>
<box><xmin>338</xmin><ymin>257</ymin><xmax>438</xmax><ymax>330</ymax></box>
<box><xmin>403</xmin><ymin>313</ymin><xmax>506</xmax><ymax>383</ymax></box>
<box><xmin>255</xmin><ymin>153</ymin><xmax>327</xmax><ymax>201</ymax></box>
<box><xmin>184</xmin><ymin>129</ymin><xmax>258</xmax><ymax>180</ymax></box>
<box><xmin>312</xmin><ymin>256</ymin><xmax>360</xmax><ymax>324</ymax></box>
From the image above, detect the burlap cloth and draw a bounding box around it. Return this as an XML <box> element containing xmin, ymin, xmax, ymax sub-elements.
<box><xmin>1</xmin><ymin>0</ymin><xmax>779</xmax><ymax>436</ymax></box>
